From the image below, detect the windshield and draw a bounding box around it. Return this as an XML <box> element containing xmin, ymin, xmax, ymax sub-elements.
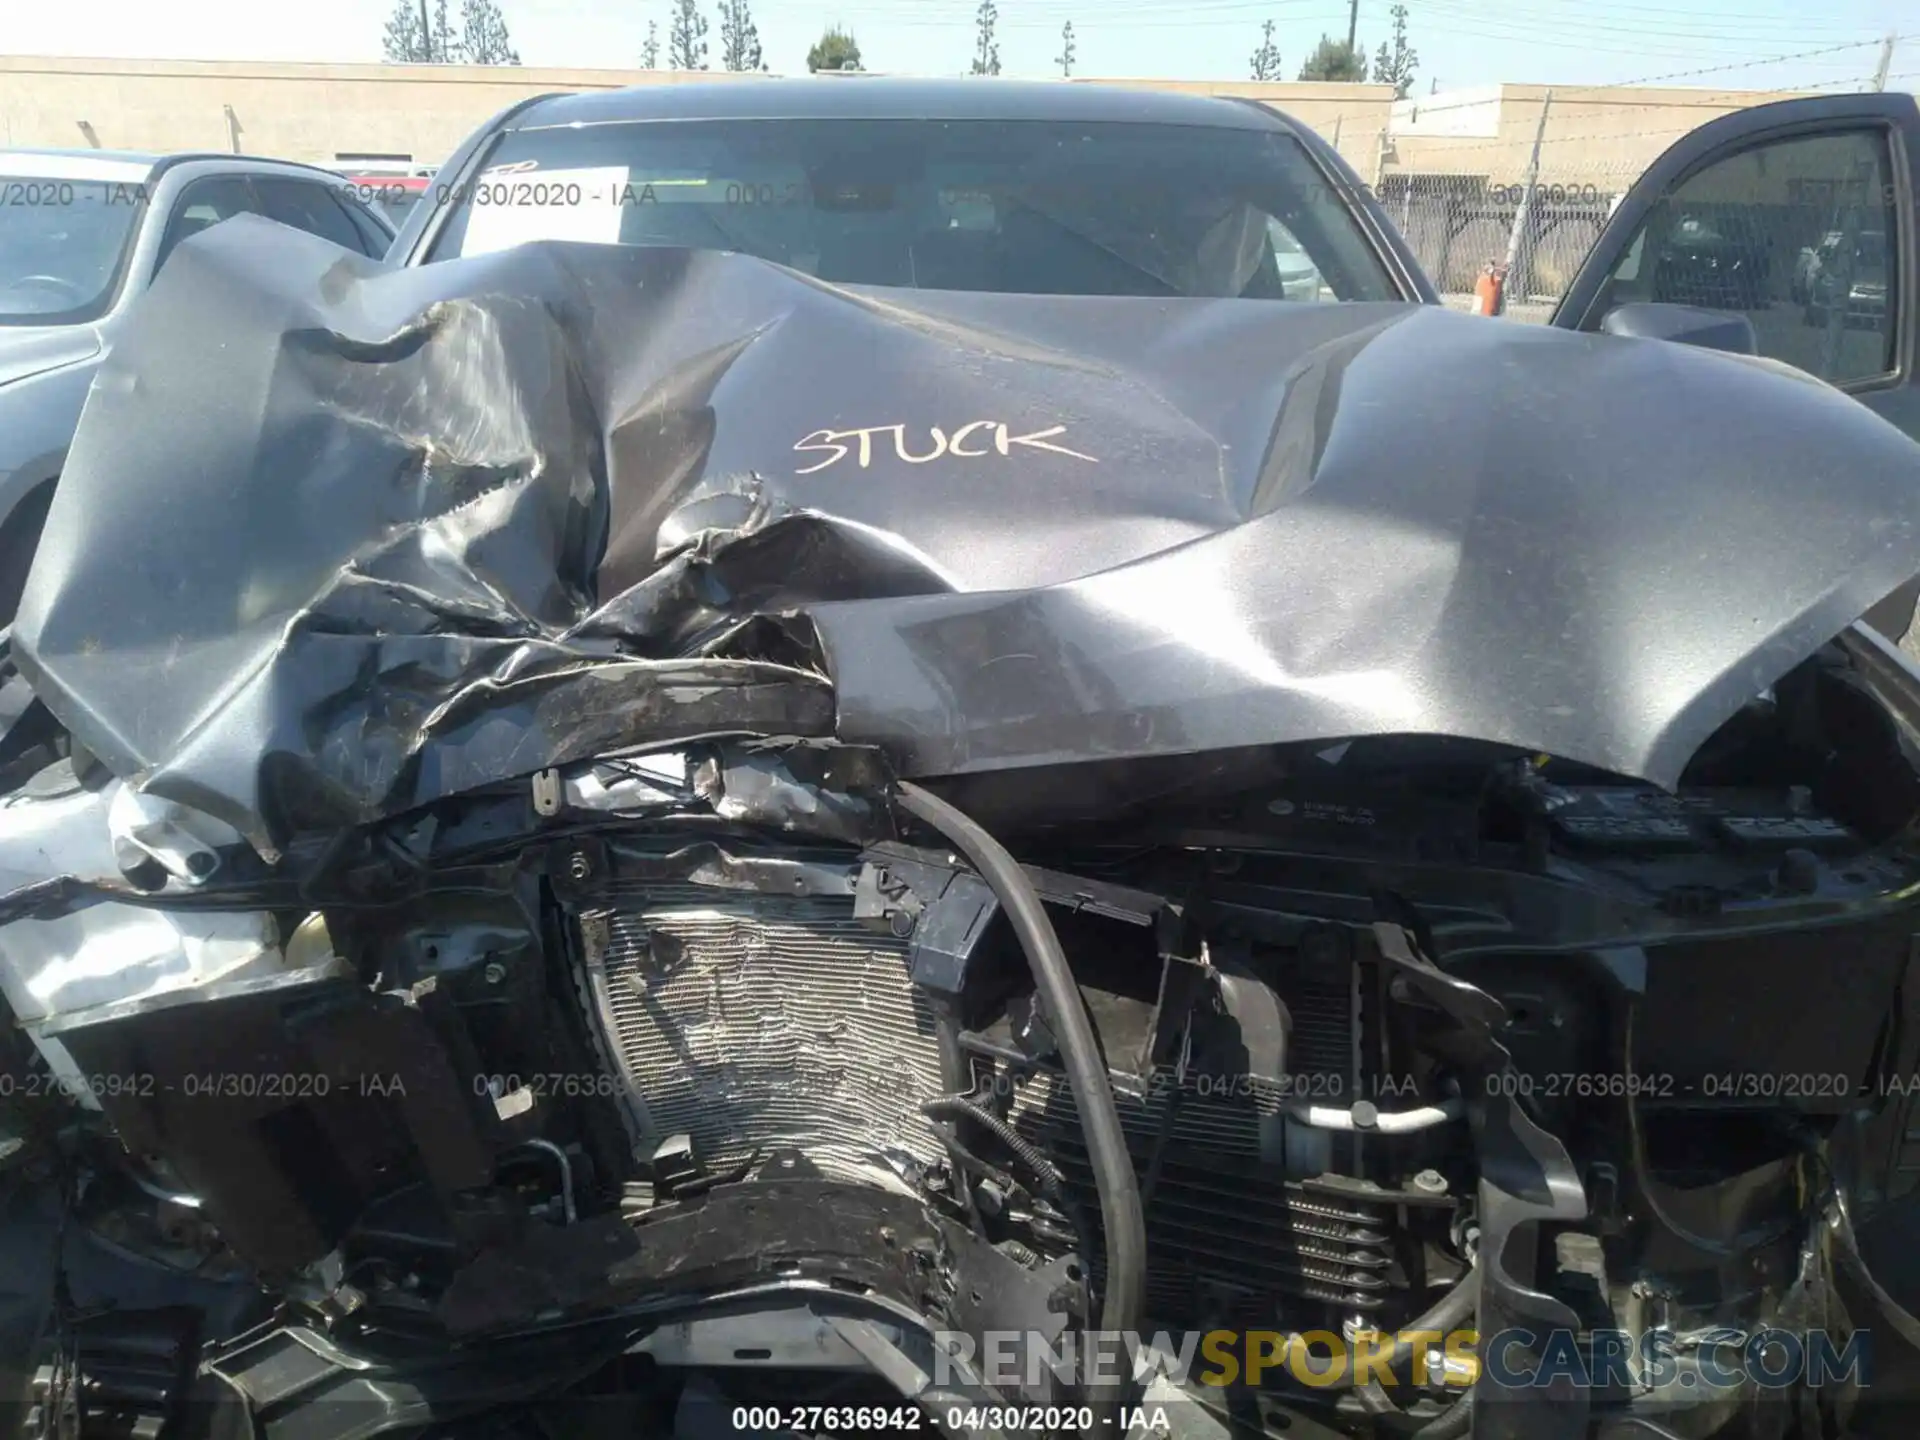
<box><xmin>0</xmin><ymin>178</ymin><xmax>142</xmax><ymax>324</ymax></box>
<box><xmin>425</xmin><ymin>118</ymin><xmax>1398</xmax><ymax>302</ymax></box>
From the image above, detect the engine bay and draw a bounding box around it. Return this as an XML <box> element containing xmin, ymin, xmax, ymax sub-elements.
<box><xmin>3</xmin><ymin>633</ymin><xmax>1920</xmax><ymax>1440</ymax></box>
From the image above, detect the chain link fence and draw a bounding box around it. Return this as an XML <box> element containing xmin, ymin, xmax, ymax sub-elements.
<box><xmin>1337</xmin><ymin>43</ymin><xmax>1914</xmax><ymax>322</ymax></box>
<box><xmin>1372</xmin><ymin>167</ymin><xmax>1642</xmax><ymax>321</ymax></box>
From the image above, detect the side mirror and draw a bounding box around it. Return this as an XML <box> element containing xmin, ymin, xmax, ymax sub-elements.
<box><xmin>1600</xmin><ymin>302</ymin><xmax>1758</xmax><ymax>356</ymax></box>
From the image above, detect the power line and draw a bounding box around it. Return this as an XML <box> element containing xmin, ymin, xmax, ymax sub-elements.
<box><xmin>1594</xmin><ymin>36</ymin><xmax>1890</xmax><ymax>87</ymax></box>
<box><xmin>1420</xmin><ymin>0</ymin><xmax>1891</xmax><ymax>41</ymax></box>
<box><xmin>1412</xmin><ymin>3</ymin><xmax>1882</xmax><ymax>58</ymax></box>
<box><xmin>1397</xmin><ymin>27</ymin><xmax>1784</xmax><ymax>60</ymax></box>
<box><xmin>1530</xmin><ymin>0</ymin><xmax>1888</xmax><ymax>28</ymax></box>
<box><xmin>1271</xmin><ymin>35</ymin><xmax>1891</xmax><ymax>137</ymax></box>
<box><xmin>821</xmin><ymin>4</ymin><xmax>1354</xmax><ymax>31</ymax></box>
<box><xmin>1427</xmin><ymin>26</ymin><xmax>1873</xmax><ymax>57</ymax></box>
<box><xmin>818</xmin><ymin>0</ymin><xmax>1328</xmax><ymax>15</ymax></box>
<box><xmin>1366</xmin><ymin>72</ymin><xmax>1895</xmax><ymax>160</ymax></box>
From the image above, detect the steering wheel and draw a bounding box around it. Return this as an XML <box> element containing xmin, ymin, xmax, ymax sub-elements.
<box><xmin>7</xmin><ymin>274</ymin><xmax>88</xmax><ymax>302</ymax></box>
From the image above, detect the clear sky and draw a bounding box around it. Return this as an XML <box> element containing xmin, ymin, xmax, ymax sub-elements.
<box><xmin>3</xmin><ymin>0</ymin><xmax>1913</xmax><ymax>94</ymax></box>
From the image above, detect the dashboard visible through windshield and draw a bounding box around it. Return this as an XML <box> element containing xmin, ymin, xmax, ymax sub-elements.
<box><xmin>424</xmin><ymin>117</ymin><xmax>1399</xmax><ymax>302</ymax></box>
<box><xmin>0</xmin><ymin>177</ymin><xmax>143</xmax><ymax>325</ymax></box>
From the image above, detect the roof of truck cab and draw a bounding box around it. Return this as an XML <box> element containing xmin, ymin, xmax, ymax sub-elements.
<box><xmin>512</xmin><ymin>77</ymin><xmax>1295</xmax><ymax>133</ymax></box>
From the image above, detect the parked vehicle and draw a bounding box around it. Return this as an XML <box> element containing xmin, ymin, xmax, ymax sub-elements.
<box><xmin>1802</xmin><ymin>227</ymin><xmax>1891</xmax><ymax>328</ymax></box>
<box><xmin>1645</xmin><ymin>210</ymin><xmax>1772</xmax><ymax>310</ymax></box>
<box><xmin>1790</xmin><ymin>227</ymin><xmax>1845</xmax><ymax>302</ymax></box>
<box><xmin>1265</xmin><ymin>217</ymin><xmax>1326</xmax><ymax>300</ymax></box>
<box><xmin>0</xmin><ymin>149</ymin><xmax>395</xmax><ymax>622</ymax></box>
<box><xmin>7</xmin><ymin>82</ymin><xmax>1920</xmax><ymax>1440</ymax></box>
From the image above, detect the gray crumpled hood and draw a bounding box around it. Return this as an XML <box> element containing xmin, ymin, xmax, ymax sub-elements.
<box><xmin>13</xmin><ymin>215</ymin><xmax>1920</xmax><ymax>855</ymax></box>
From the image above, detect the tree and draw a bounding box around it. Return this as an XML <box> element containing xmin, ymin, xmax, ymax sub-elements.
<box><xmin>383</xmin><ymin>0</ymin><xmax>463</xmax><ymax>62</ymax></box>
<box><xmin>1248</xmin><ymin>19</ymin><xmax>1281</xmax><ymax>81</ymax></box>
<box><xmin>642</xmin><ymin>19</ymin><xmax>660</xmax><ymax>67</ymax></box>
<box><xmin>382</xmin><ymin>1</ymin><xmax>427</xmax><ymax>62</ymax></box>
<box><xmin>1298</xmin><ymin>33</ymin><xmax>1367</xmax><ymax>81</ymax></box>
<box><xmin>1372</xmin><ymin>4</ymin><xmax>1417</xmax><ymax>99</ymax></box>
<box><xmin>971</xmin><ymin>0</ymin><xmax>1001</xmax><ymax>76</ymax></box>
<box><xmin>668</xmin><ymin>0</ymin><xmax>709</xmax><ymax>70</ymax></box>
<box><xmin>460</xmin><ymin>0</ymin><xmax>520</xmax><ymax>64</ymax></box>
<box><xmin>719</xmin><ymin>0</ymin><xmax>764</xmax><ymax>71</ymax></box>
<box><xmin>806</xmin><ymin>25</ymin><xmax>861</xmax><ymax>71</ymax></box>
<box><xmin>1056</xmin><ymin>20</ymin><xmax>1076</xmax><ymax>77</ymax></box>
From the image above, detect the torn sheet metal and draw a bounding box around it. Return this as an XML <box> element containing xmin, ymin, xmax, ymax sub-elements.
<box><xmin>15</xmin><ymin>218</ymin><xmax>1920</xmax><ymax>852</ymax></box>
<box><xmin>692</xmin><ymin>743</ymin><xmax>894</xmax><ymax>844</ymax></box>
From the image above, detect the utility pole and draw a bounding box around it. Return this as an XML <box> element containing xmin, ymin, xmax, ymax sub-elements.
<box><xmin>1373</xmin><ymin>126</ymin><xmax>1396</xmax><ymax>217</ymax></box>
<box><xmin>419</xmin><ymin>0</ymin><xmax>432</xmax><ymax>61</ymax></box>
<box><xmin>1346</xmin><ymin>0</ymin><xmax>1359</xmax><ymax>54</ymax></box>
<box><xmin>1502</xmin><ymin>90</ymin><xmax>1553</xmax><ymax>305</ymax></box>
<box><xmin>1872</xmin><ymin>34</ymin><xmax>1896</xmax><ymax>91</ymax></box>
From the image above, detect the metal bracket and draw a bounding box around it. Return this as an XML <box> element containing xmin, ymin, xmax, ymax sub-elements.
<box><xmin>531</xmin><ymin>768</ymin><xmax>563</xmax><ymax>818</ymax></box>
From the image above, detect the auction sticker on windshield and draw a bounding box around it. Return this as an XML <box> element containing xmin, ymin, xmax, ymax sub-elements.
<box><xmin>457</xmin><ymin>166</ymin><xmax>631</xmax><ymax>256</ymax></box>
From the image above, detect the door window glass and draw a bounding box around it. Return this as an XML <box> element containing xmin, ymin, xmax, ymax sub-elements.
<box><xmin>251</xmin><ymin>179</ymin><xmax>370</xmax><ymax>253</ymax></box>
<box><xmin>336</xmin><ymin>192</ymin><xmax>397</xmax><ymax>257</ymax></box>
<box><xmin>153</xmin><ymin>176</ymin><xmax>262</xmax><ymax>274</ymax></box>
<box><xmin>1591</xmin><ymin>128</ymin><xmax>1897</xmax><ymax>385</ymax></box>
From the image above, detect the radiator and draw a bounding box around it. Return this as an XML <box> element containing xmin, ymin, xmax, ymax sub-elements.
<box><xmin>577</xmin><ymin>886</ymin><xmax>949</xmax><ymax>1181</ymax></box>
<box><xmin>1000</xmin><ymin>956</ymin><xmax>1396</xmax><ymax>1327</ymax></box>
<box><xmin>573</xmin><ymin>882</ymin><xmax>1392</xmax><ymax>1330</ymax></box>
<box><xmin>1005</xmin><ymin>1069</ymin><xmax>1398</xmax><ymax>1324</ymax></box>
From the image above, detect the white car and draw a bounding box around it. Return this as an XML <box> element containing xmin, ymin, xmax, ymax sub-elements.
<box><xmin>1268</xmin><ymin>218</ymin><xmax>1325</xmax><ymax>300</ymax></box>
<box><xmin>0</xmin><ymin>148</ymin><xmax>396</xmax><ymax>621</ymax></box>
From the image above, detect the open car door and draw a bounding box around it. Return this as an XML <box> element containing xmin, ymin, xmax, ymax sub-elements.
<box><xmin>1553</xmin><ymin>93</ymin><xmax>1920</xmax><ymax>637</ymax></box>
<box><xmin>1561</xmin><ymin>90</ymin><xmax>1920</xmax><ymax>1325</ymax></box>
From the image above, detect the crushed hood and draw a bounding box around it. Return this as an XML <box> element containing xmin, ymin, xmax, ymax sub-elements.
<box><xmin>14</xmin><ymin>216</ymin><xmax>1920</xmax><ymax>856</ymax></box>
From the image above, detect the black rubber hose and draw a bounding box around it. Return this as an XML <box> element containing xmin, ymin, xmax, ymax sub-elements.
<box><xmin>924</xmin><ymin>1092</ymin><xmax>1103</xmax><ymax>1290</ymax></box>
<box><xmin>923</xmin><ymin>1094</ymin><xmax>1066</xmax><ymax>1197</ymax></box>
<box><xmin>896</xmin><ymin>781</ymin><xmax>1147</xmax><ymax>1340</ymax></box>
<box><xmin>1385</xmin><ymin>1265</ymin><xmax>1480</xmax><ymax>1378</ymax></box>
<box><xmin>1291</xmin><ymin>1263</ymin><xmax>1481</xmax><ymax>1387</ymax></box>
<box><xmin>1355</xmin><ymin>1378</ymin><xmax>1400</xmax><ymax>1416</ymax></box>
<box><xmin>1409</xmin><ymin>1392</ymin><xmax>1473</xmax><ymax>1439</ymax></box>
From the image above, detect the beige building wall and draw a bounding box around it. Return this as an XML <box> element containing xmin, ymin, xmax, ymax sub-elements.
<box><xmin>0</xmin><ymin>56</ymin><xmax>765</xmax><ymax>164</ymax></box>
<box><xmin>1081</xmin><ymin>77</ymin><xmax>1394</xmax><ymax>172</ymax></box>
<box><xmin>0</xmin><ymin>55</ymin><xmax>1394</xmax><ymax>172</ymax></box>
<box><xmin>0</xmin><ymin>56</ymin><xmax>1833</xmax><ymax>192</ymax></box>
